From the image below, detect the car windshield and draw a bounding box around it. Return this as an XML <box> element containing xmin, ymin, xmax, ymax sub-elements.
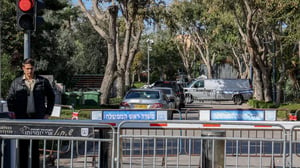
<box><xmin>126</xmin><ymin>91</ymin><xmax>160</xmax><ymax>99</ymax></box>
<box><xmin>187</xmin><ymin>80</ymin><xmax>196</xmax><ymax>88</ymax></box>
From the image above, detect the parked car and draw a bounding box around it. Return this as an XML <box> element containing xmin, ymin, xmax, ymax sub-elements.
<box><xmin>151</xmin><ymin>81</ymin><xmax>185</xmax><ymax>109</ymax></box>
<box><xmin>184</xmin><ymin>79</ymin><xmax>253</xmax><ymax>105</ymax></box>
<box><xmin>120</xmin><ymin>88</ymin><xmax>170</xmax><ymax>109</ymax></box>
<box><xmin>151</xmin><ymin>87</ymin><xmax>179</xmax><ymax>109</ymax></box>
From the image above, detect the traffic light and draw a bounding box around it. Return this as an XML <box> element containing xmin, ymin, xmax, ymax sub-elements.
<box><xmin>16</xmin><ymin>0</ymin><xmax>45</xmax><ymax>31</ymax></box>
<box><xmin>17</xmin><ymin>0</ymin><xmax>34</xmax><ymax>30</ymax></box>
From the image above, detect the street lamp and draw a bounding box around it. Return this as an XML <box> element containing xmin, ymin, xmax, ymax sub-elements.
<box><xmin>146</xmin><ymin>39</ymin><xmax>154</xmax><ymax>85</ymax></box>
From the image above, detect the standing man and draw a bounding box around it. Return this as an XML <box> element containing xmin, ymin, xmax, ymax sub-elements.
<box><xmin>7</xmin><ymin>58</ymin><xmax>55</xmax><ymax>168</ymax></box>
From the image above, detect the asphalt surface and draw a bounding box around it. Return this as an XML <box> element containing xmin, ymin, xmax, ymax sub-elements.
<box><xmin>184</xmin><ymin>100</ymin><xmax>251</xmax><ymax>109</ymax></box>
<box><xmin>173</xmin><ymin>100</ymin><xmax>251</xmax><ymax>120</ymax></box>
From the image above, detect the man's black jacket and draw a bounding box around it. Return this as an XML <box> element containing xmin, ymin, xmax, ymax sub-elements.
<box><xmin>6</xmin><ymin>75</ymin><xmax>55</xmax><ymax>119</ymax></box>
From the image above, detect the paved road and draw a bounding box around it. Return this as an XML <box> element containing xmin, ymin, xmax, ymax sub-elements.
<box><xmin>173</xmin><ymin>101</ymin><xmax>251</xmax><ymax>120</ymax></box>
<box><xmin>184</xmin><ymin>100</ymin><xmax>251</xmax><ymax>109</ymax></box>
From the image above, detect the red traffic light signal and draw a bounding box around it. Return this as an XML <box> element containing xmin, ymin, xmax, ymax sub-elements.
<box><xmin>16</xmin><ymin>0</ymin><xmax>35</xmax><ymax>30</ymax></box>
<box><xmin>18</xmin><ymin>0</ymin><xmax>34</xmax><ymax>12</ymax></box>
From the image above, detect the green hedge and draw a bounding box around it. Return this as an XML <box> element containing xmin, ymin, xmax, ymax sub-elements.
<box><xmin>247</xmin><ymin>99</ymin><xmax>279</xmax><ymax>108</ymax></box>
<box><xmin>247</xmin><ymin>99</ymin><xmax>300</xmax><ymax>120</ymax></box>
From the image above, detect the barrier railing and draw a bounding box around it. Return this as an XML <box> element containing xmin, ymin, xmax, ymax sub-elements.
<box><xmin>0</xmin><ymin>120</ymin><xmax>115</xmax><ymax>168</ymax></box>
<box><xmin>3</xmin><ymin>119</ymin><xmax>300</xmax><ymax>167</ymax></box>
<box><xmin>289</xmin><ymin>124</ymin><xmax>300</xmax><ymax>168</ymax></box>
<box><xmin>116</xmin><ymin>120</ymin><xmax>288</xmax><ymax>168</ymax></box>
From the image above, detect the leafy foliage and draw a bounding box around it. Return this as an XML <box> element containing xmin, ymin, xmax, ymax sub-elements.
<box><xmin>142</xmin><ymin>33</ymin><xmax>182</xmax><ymax>82</ymax></box>
<box><xmin>1</xmin><ymin>0</ymin><xmax>108</xmax><ymax>95</ymax></box>
<box><xmin>248</xmin><ymin>99</ymin><xmax>279</xmax><ymax>108</ymax></box>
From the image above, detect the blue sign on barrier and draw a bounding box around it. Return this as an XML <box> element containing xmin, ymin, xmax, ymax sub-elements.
<box><xmin>102</xmin><ymin>110</ymin><xmax>157</xmax><ymax>120</ymax></box>
<box><xmin>210</xmin><ymin>109</ymin><xmax>265</xmax><ymax>121</ymax></box>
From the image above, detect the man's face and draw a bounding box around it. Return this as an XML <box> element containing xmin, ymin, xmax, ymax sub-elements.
<box><xmin>22</xmin><ymin>63</ymin><xmax>34</xmax><ymax>79</ymax></box>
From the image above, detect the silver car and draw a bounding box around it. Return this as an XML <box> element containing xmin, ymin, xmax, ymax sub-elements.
<box><xmin>120</xmin><ymin>88</ymin><xmax>170</xmax><ymax>109</ymax></box>
<box><xmin>151</xmin><ymin>87</ymin><xmax>179</xmax><ymax>109</ymax></box>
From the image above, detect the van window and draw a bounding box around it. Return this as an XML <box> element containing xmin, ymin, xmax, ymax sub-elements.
<box><xmin>193</xmin><ymin>80</ymin><xmax>204</xmax><ymax>88</ymax></box>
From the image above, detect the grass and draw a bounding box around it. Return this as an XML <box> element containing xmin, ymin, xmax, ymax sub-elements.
<box><xmin>49</xmin><ymin>98</ymin><xmax>121</xmax><ymax>120</ymax></box>
<box><xmin>277</xmin><ymin>103</ymin><xmax>300</xmax><ymax>120</ymax></box>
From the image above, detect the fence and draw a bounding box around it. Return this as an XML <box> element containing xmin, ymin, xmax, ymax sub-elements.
<box><xmin>0</xmin><ymin>120</ymin><xmax>115</xmax><ymax>168</ymax></box>
<box><xmin>116</xmin><ymin>120</ymin><xmax>289</xmax><ymax>168</ymax></box>
<box><xmin>1</xmin><ymin>120</ymin><xmax>300</xmax><ymax>168</ymax></box>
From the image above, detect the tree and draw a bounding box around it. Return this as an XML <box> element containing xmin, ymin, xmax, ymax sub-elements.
<box><xmin>1</xmin><ymin>0</ymin><xmax>98</xmax><ymax>94</ymax></box>
<box><xmin>227</xmin><ymin>0</ymin><xmax>300</xmax><ymax>102</ymax></box>
<box><xmin>116</xmin><ymin>1</ymin><xmax>148</xmax><ymax>97</ymax></box>
<box><xmin>78</xmin><ymin>1</ymin><xmax>118</xmax><ymax>104</ymax></box>
<box><xmin>1</xmin><ymin>0</ymin><xmax>28</xmax><ymax>98</ymax></box>
<box><xmin>167</xmin><ymin>0</ymin><xmax>234</xmax><ymax>79</ymax></box>
<box><xmin>78</xmin><ymin>0</ymin><xmax>163</xmax><ymax>103</ymax></box>
<box><xmin>147</xmin><ymin>34</ymin><xmax>182</xmax><ymax>81</ymax></box>
<box><xmin>130</xmin><ymin>51</ymin><xmax>145</xmax><ymax>84</ymax></box>
<box><xmin>69</xmin><ymin>14</ymin><xmax>107</xmax><ymax>75</ymax></box>
<box><xmin>174</xmin><ymin>34</ymin><xmax>197</xmax><ymax>80</ymax></box>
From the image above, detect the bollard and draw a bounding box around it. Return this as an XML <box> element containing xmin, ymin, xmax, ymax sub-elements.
<box><xmin>201</xmin><ymin>130</ymin><xmax>225</xmax><ymax>168</ymax></box>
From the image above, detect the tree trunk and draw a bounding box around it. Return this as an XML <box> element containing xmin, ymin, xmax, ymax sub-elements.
<box><xmin>116</xmin><ymin>2</ymin><xmax>143</xmax><ymax>98</ymax></box>
<box><xmin>192</xmin><ymin>37</ymin><xmax>215</xmax><ymax>79</ymax></box>
<box><xmin>275</xmin><ymin>63</ymin><xmax>286</xmax><ymax>104</ymax></box>
<box><xmin>125</xmin><ymin>70</ymin><xmax>131</xmax><ymax>90</ymax></box>
<box><xmin>100</xmin><ymin>43</ymin><xmax>117</xmax><ymax>104</ymax></box>
<box><xmin>261</xmin><ymin>70</ymin><xmax>272</xmax><ymax>102</ymax></box>
<box><xmin>206</xmin><ymin>64</ymin><xmax>213</xmax><ymax>79</ymax></box>
<box><xmin>253</xmin><ymin>67</ymin><xmax>264</xmax><ymax>101</ymax></box>
<box><xmin>100</xmin><ymin>6</ymin><xmax>118</xmax><ymax>104</ymax></box>
<box><xmin>116</xmin><ymin>75</ymin><xmax>125</xmax><ymax>98</ymax></box>
<box><xmin>131</xmin><ymin>72</ymin><xmax>135</xmax><ymax>87</ymax></box>
<box><xmin>175</xmin><ymin>35</ymin><xmax>196</xmax><ymax>81</ymax></box>
<box><xmin>276</xmin><ymin>81</ymin><xmax>284</xmax><ymax>105</ymax></box>
<box><xmin>125</xmin><ymin>28</ymin><xmax>142</xmax><ymax>92</ymax></box>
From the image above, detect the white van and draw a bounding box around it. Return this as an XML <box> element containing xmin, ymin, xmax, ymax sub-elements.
<box><xmin>184</xmin><ymin>79</ymin><xmax>253</xmax><ymax>105</ymax></box>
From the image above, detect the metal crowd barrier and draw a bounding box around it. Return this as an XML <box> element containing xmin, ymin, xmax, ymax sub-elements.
<box><xmin>116</xmin><ymin>120</ymin><xmax>290</xmax><ymax>168</ymax></box>
<box><xmin>2</xmin><ymin>119</ymin><xmax>300</xmax><ymax>167</ymax></box>
<box><xmin>289</xmin><ymin>124</ymin><xmax>300</xmax><ymax>168</ymax></box>
<box><xmin>0</xmin><ymin>120</ymin><xmax>115</xmax><ymax>168</ymax></box>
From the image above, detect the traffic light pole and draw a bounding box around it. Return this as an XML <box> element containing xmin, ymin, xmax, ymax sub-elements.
<box><xmin>24</xmin><ymin>30</ymin><xmax>31</xmax><ymax>59</ymax></box>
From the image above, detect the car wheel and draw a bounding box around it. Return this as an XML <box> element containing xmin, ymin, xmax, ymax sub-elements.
<box><xmin>233</xmin><ymin>95</ymin><xmax>243</xmax><ymax>105</ymax></box>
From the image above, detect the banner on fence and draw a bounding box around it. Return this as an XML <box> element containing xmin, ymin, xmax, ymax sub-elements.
<box><xmin>91</xmin><ymin>110</ymin><xmax>170</xmax><ymax>121</ymax></box>
<box><xmin>199</xmin><ymin>109</ymin><xmax>276</xmax><ymax>121</ymax></box>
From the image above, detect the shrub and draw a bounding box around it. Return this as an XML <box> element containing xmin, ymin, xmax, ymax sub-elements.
<box><xmin>247</xmin><ymin>99</ymin><xmax>278</xmax><ymax>108</ymax></box>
